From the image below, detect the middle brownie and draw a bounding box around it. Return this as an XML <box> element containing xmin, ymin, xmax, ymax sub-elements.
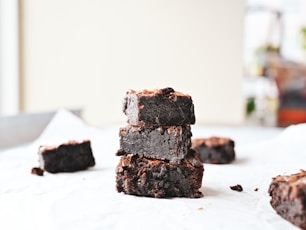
<box><xmin>116</xmin><ymin>125</ymin><xmax>192</xmax><ymax>161</ymax></box>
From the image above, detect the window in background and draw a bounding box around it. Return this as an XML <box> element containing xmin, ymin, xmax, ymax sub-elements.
<box><xmin>0</xmin><ymin>0</ymin><xmax>19</xmax><ymax>115</ymax></box>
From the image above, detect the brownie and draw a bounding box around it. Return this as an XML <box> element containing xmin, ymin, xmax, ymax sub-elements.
<box><xmin>122</xmin><ymin>87</ymin><xmax>195</xmax><ymax>126</ymax></box>
<box><xmin>268</xmin><ymin>170</ymin><xmax>306</xmax><ymax>229</ymax></box>
<box><xmin>191</xmin><ymin>137</ymin><xmax>235</xmax><ymax>164</ymax></box>
<box><xmin>116</xmin><ymin>125</ymin><xmax>192</xmax><ymax>162</ymax></box>
<box><xmin>116</xmin><ymin>149</ymin><xmax>203</xmax><ymax>198</ymax></box>
<box><xmin>36</xmin><ymin>140</ymin><xmax>95</xmax><ymax>173</ymax></box>
<box><xmin>230</xmin><ymin>184</ymin><xmax>243</xmax><ymax>192</ymax></box>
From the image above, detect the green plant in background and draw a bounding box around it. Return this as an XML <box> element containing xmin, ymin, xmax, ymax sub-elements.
<box><xmin>246</xmin><ymin>97</ymin><xmax>255</xmax><ymax>115</ymax></box>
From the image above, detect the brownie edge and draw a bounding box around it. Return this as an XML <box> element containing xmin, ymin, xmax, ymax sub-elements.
<box><xmin>268</xmin><ymin>170</ymin><xmax>306</xmax><ymax>229</ymax></box>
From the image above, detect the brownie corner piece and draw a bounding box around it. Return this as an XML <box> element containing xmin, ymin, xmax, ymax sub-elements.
<box><xmin>191</xmin><ymin>137</ymin><xmax>235</xmax><ymax>164</ymax></box>
<box><xmin>115</xmin><ymin>151</ymin><xmax>204</xmax><ymax>198</ymax></box>
<box><xmin>268</xmin><ymin>170</ymin><xmax>306</xmax><ymax>229</ymax></box>
<box><xmin>38</xmin><ymin>140</ymin><xmax>95</xmax><ymax>173</ymax></box>
<box><xmin>122</xmin><ymin>87</ymin><xmax>195</xmax><ymax>126</ymax></box>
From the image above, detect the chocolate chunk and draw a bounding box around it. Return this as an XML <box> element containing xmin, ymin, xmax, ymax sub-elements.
<box><xmin>160</xmin><ymin>87</ymin><xmax>175</xmax><ymax>95</ymax></box>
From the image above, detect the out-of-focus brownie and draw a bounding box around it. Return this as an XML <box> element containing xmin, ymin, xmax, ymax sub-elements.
<box><xmin>116</xmin><ymin>149</ymin><xmax>203</xmax><ymax>198</ymax></box>
<box><xmin>116</xmin><ymin>125</ymin><xmax>192</xmax><ymax>162</ymax></box>
<box><xmin>268</xmin><ymin>170</ymin><xmax>306</xmax><ymax>229</ymax></box>
<box><xmin>122</xmin><ymin>87</ymin><xmax>195</xmax><ymax>126</ymax></box>
<box><xmin>191</xmin><ymin>137</ymin><xmax>235</xmax><ymax>164</ymax></box>
<box><xmin>35</xmin><ymin>140</ymin><xmax>95</xmax><ymax>174</ymax></box>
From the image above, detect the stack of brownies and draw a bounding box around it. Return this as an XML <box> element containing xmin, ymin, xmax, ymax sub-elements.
<box><xmin>115</xmin><ymin>87</ymin><xmax>204</xmax><ymax>198</ymax></box>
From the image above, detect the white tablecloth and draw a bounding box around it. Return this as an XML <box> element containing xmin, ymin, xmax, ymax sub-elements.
<box><xmin>0</xmin><ymin>110</ymin><xmax>305</xmax><ymax>230</ymax></box>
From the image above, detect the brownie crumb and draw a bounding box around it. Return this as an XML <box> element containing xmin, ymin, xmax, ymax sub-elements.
<box><xmin>31</xmin><ymin>167</ymin><xmax>44</xmax><ymax>176</ymax></box>
<box><xmin>254</xmin><ymin>188</ymin><xmax>259</xmax><ymax>192</ymax></box>
<box><xmin>230</xmin><ymin>184</ymin><xmax>243</xmax><ymax>192</ymax></box>
<box><xmin>198</xmin><ymin>207</ymin><xmax>204</xmax><ymax>211</ymax></box>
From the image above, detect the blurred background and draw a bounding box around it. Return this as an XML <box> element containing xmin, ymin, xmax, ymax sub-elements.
<box><xmin>1</xmin><ymin>0</ymin><xmax>306</xmax><ymax>130</ymax></box>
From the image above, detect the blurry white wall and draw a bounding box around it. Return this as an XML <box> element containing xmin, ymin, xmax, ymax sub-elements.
<box><xmin>20</xmin><ymin>0</ymin><xmax>245</xmax><ymax>126</ymax></box>
<box><xmin>0</xmin><ymin>0</ymin><xmax>19</xmax><ymax>115</ymax></box>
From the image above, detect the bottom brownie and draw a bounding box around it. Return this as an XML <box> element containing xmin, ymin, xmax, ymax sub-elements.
<box><xmin>268</xmin><ymin>170</ymin><xmax>306</xmax><ymax>229</ymax></box>
<box><xmin>191</xmin><ymin>137</ymin><xmax>235</xmax><ymax>164</ymax></box>
<box><xmin>36</xmin><ymin>140</ymin><xmax>95</xmax><ymax>174</ymax></box>
<box><xmin>115</xmin><ymin>150</ymin><xmax>204</xmax><ymax>198</ymax></box>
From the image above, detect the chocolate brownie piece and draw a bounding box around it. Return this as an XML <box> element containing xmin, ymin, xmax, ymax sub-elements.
<box><xmin>191</xmin><ymin>137</ymin><xmax>235</xmax><ymax>164</ymax></box>
<box><xmin>116</xmin><ymin>125</ymin><xmax>192</xmax><ymax>162</ymax></box>
<box><xmin>268</xmin><ymin>170</ymin><xmax>306</xmax><ymax>229</ymax></box>
<box><xmin>122</xmin><ymin>87</ymin><xmax>195</xmax><ymax>126</ymax></box>
<box><xmin>36</xmin><ymin>140</ymin><xmax>95</xmax><ymax>173</ymax></box>
<box><xmin>116</xmin><ymin>149</ymin><xmax>204</xmax><ymax>198</ymax></box>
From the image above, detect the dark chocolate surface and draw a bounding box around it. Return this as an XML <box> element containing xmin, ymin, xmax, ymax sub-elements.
<box><xmin>117</xmin><ymin>125</ymin><xmax>192</xmax><ymax>162</ymax></box>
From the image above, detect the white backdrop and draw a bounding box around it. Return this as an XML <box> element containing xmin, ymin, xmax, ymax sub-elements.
<box><xmin>20</xmin><ymin>0</ymin><xmax>245</xmax><ymax>126</ymax></box>
<box><xmin>0</xmin><ymin>0</ymin><xmax>19</xmax><ymax>115</ymax></box>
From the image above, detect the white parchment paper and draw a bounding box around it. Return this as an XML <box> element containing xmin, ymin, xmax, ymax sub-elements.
<box><xmin>0</xmin><ymin>109</ymin><xmax>305</xmax><ymax>230</ymax></box>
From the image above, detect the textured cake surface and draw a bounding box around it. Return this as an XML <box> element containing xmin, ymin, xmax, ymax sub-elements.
<box><xmin>268</xmin><ymin>170</ymin><xmax>306</xmax><ymax>229</ymax></box>
<box><xmin>191</xmin><ymin>137</ymin><xmax>235</xmax><ymax>164</ymax></box>
<box><xmin>122</xmin><ymin>87</ymin><xmax>195</xmax><ymax>126</ymax></box>
<box><xmin>116</xmin><ymin>150</ymin><xmax>203</xmax><ymax>198</ymax></box>
<box><xmin>116</xmin><ymin>125</ymin><xmax>192</xmax><ymax>162</ymax></box>
<box><xmin>38</xmin><ymin>140</ymin><xmax>95</xmax><ymax>173</ymax></box>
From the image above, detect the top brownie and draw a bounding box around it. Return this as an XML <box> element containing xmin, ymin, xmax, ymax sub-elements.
<box><xmin>122</xmin><ymin>87</ymin><xmax>195</xmax><ymax>126</ymax></box>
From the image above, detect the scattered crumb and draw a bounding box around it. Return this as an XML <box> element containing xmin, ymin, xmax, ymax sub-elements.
<box><xmin>230</xmin><ymin>184</ymin><xmax>243</xmax><ymax>192</ymax></box>
<box><xmin>31</xmin><ymin>167</ymin><xmax>44</xmax><ymax>176</ymax></box>
<box><xmin>254</xmin><ymin>188</ymin><xmax>259</xmax><ymax>192</ymax></box>
<box><xmin>198</xmin><ymin>207</ymin><xmax>204</xmax><ymax>210</ymax></box>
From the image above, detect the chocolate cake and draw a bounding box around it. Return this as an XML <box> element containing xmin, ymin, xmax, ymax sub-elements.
<box><xmin>116</xmin><ymin>149</ymin><xmax>203</xmax><ymax>198</ymax></box>
<box><xmin>268</xmin><ymin>170</ymin><xmax>306</xmax><ymax>229</ymax></box>
<box><xmin>116</xmin><ymin>125</ymin><xmax>192</xmax><ymax>162</ymax></box>
<box><xmin>35</xmin><ymin>140</ymin><xmax>95</xmax><ymax>173</ymax></box>
<box><xmin>191</xmin><ymin>137</ymin><xmax>235</xmax><ymax>164</ymax></box>
<box><xmin>122</xmin><ymin>87</ymin><xmax>195</xmax><ymax>126</ymax></box>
